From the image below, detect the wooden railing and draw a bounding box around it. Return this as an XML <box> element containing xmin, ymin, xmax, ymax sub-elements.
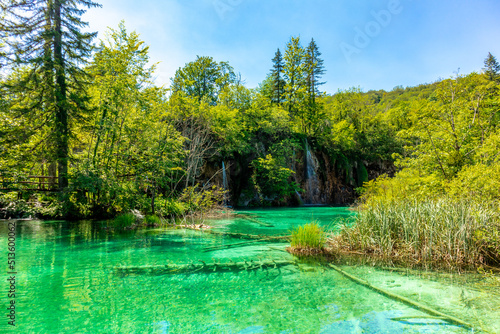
<box><xmin>0</xmin><ymin>175</ymin><xmax>58</xmax><ymax>192</ymax></box>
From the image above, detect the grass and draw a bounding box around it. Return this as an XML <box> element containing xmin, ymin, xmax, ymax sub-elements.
<box><xmin>113</xmin><ymin>213</ymin><xmax>136</xmax><ymax>228</ymax></box>
<box><xmin>144</xmin><ymin>215</ymin><xmax>162</xmax><ymax>225</ymax></box>
<box><xmin>288</xmin><ymin>222</ymin><xmax>326</xmax><ymax>256</ymax></box>
<box><xmin>329</xmin><ymin>198</ymin><xmax>500</xmax><ymax>269</ymax></box>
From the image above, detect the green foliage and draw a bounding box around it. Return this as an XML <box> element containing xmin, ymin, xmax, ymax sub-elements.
<box><xmin>171</xmin><ymin>56</ymin><xmax>236</xmax><ymax>105</ymax></box>
<box><xmin>446</xmin><ymin>163</ymin><xmax>500</xmax><ymax>201</ymax></box>
<box><xmin>1</xmin><ymin>0</ymin><xmax>101</xmax><ymax>189</ymax></box>
<box><xmin>144</xmin><ymin>215</ymin><xmax>161</xmax><ymax>225</ymax></box>
<box><xmin>0</xmin><ymin>192</ymin><xmax>33</xmax><ymax>218</ymax></box>
<box><xmin>179</xmin><ymin>185</ymin><xmax>225</xmax><ymax>214</ymax></box>
<box><xmin>290</xmin><ymin>222</ymin><xmax>326</xmax><ymax>249</ymax></box>
<box><xmin>113</xmin><ymin>213</ymin><xmax>136</xmax><ymax>228</ymax></box>
<box><xmin>251</xmin><ymin>154</ymin><xmax>299</xmax><ymax>201</ymax></box>
<box><xmin>359</xmin><ymin>170</ymin><xmax>445</xmax><ymax>206</ymax></box>
<box><xmin>356</xmin><ymin>161</ymin><xmax>368</xmax><ymax>187</ymax></box>
<box><xmin>2</xmin><ymin>8</ymin><xmax>499</xmax><ymax>229</ymax></box>
<box><xmin>337</xmin><ymin>198</ymin><xmax>500</xmax><ymax>267</ymax></box>
<box><xmin>270</xmin><ymin>48</ymin><xmax>286</xmax><ymax>105</ymax></box>
<box><xmin>483</xmin><ymin>52</ymin><xmax>500</xmax><ymax>81</ymax></box>
<box><xmin>155</xmin><ymin>197</ymin><xmax>187</xmax><ymax>217</ymax></box>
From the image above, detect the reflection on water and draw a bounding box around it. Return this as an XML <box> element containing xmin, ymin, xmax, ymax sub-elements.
<box><xmin>0</xmin><ymin>208</ymin><xmax>497</xmax><ymax>333</ymax></box>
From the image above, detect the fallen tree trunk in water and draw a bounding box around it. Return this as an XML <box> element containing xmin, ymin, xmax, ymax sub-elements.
<box><xmin>234</xmin><ymin>213</ymin><xmax>274</xmax><ymax>227</ymax></box>
<box><xmin>202</xmin><ymin>239</ymin><xmax>271</xmax><ymax>252</ymax></box>
<box><xmin>115</xmin><ymin>259</ymin><xmax>295</xmax><ymax>276</ymax></box>
<box><xmin>195</xmin><ymin>228</ymin><xmax>290</xmax><ymax>242</ymax></box>
<box><xmin>327</xmin><ymin>264</ymin><xmax>476</xmax><ymax>331</ymax></box>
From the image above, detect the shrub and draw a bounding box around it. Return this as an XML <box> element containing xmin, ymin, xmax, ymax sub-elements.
<box><xmin>156</xmin><ymin>197</ymin><xmax>187</xmax><ymax>217</ymax></box>
<box><xmin>179</xmin><ymin>185</ymin><xmax>224</xmax><ymax>213</ymax></box>
<box><xmin>144</xmin><ymin>215</ymin><xmax>162</xmax><ymax>225</ymax></box>
<box><xmin>251</xmin><ymin>154</ymin><xmax>299</xmax><ymax>201</ymax></box>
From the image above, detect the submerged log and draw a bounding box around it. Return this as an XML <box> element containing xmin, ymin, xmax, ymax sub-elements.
<box><xmin>115</xmin><ymin>259</ymin><xmax>295</xmax><ymax>276</ymax></box>
<box><xmin>197</xmin><ymin>229</ymin><xmax>290</xmax><ymax>242</ymax></box>
<box><xmin>327</xmin><ymin>264</ymin><xmax>475</xmax><ymax>330</ymax></box>
<box><xmin>202</xmin><ymin>239</ymin><xmax>271</xmax><ymax>252</ymax></box>
<box><xmin>234</xmin><ymin>213</ymin><xmax>274</xmax><ymax>227</ymax></box>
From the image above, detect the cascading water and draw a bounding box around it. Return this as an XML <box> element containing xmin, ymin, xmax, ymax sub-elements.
<box><xmin>304</xmin><ymin>140</ymin><xmax>321</xmax><ymax>204</ymax></box>
<box><xmin>222</xmin><ymin>161</ymin><xmax>229</xmax><ymax>206</ymax></box>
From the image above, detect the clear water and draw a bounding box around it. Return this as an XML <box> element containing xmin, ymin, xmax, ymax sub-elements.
<box><xmin>0</xmin><ymin>207</ymin><xmax>498</xmax><ymax>333</ymax></box>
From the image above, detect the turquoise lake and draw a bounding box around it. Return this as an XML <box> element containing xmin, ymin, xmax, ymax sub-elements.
<box><xmin>0</xmin><ymin>207</ymin><xmax>498</xmax><ymax>333</ymax></box>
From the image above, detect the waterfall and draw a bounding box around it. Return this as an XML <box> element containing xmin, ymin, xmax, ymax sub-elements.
<box><xmin>304</xmin><ymin>140</ymin><xmax>320</xmax><ymax>204</ymax></box>
<box><xmin>222</xmin><ymin>161</ymin><xmax>228</xmax><ymax>206</ymax></box>
<box><xmin>295</xmin><ymin>190</ymin><xmax>303</xmax><ymax>204</ymax></box>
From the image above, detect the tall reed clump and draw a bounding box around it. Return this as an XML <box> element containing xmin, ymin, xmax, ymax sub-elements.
<box><xmin>144</xmin><ymin>215</ymin><xmax>163</xmax><ymax>226</ymax></box>
<box><xmin>288</xmin><ymin>222</ymin><xmax>327</xmax><ymax>256</ymax></box>
<box><xmin>113</xmin><ymin>213</ymin><xmax>137</xmax><ymax>228</ymax></box>
<box><xmin>331</xmin><ymin>198</ymin><xmax>500</xmax><ymax>268</ymax></box>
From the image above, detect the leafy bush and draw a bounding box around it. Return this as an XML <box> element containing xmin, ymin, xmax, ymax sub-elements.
<box><xmin>359</xmin><ymin>169</ymin><xmax>445</xmax><ymax>207</ymax></box>
<box><xmin>179</xmin><ymin>185</ymin><xmax>224</xmax><ymax>213</ymax></box>
<box><xmin>154</xmin><ymin>197</ymin><xmax>187</xmax><ymax>217</ymax></box>
<box><xmin>251</xmin><ymin>154</ymin><xmax>299</xmax><ymax>201</ymax></box>
<box><xmin>446</xmin><ymin>163</ymin><xmax>500</xmax><ymax>201</ymax></box>
<box><xmin>144</xmin><ymin>215</ymin><xmax>161</xmax><ymax>225</ymax></box>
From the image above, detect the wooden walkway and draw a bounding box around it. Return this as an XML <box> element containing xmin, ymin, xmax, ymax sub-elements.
<box><xmin>0</xmin><ymin>175</ymin><xmax>58</xmax><ymax>192</ymax></box>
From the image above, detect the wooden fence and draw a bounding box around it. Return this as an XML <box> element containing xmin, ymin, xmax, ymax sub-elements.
<box><xmin>0</xmin><ymin>175</ymin><xmax>58</xmax><ymax>192</ymax></box>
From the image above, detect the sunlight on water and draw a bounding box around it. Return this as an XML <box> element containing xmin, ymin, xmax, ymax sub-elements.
<box><xmin>0</xmin><ymin>208</ymin><xmax>498</xmax><ymax>333</ymax></box>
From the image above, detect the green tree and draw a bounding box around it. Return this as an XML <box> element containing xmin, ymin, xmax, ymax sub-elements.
<box><xmin>1</xmin><ymin>0</ymin><xmax>100</xmax><ymax>189</ymax></box>
<box><xmin>171</xmin><ymin>56</ymin><xmax>236</xmax><ymax>105</ymax></box>
<box><xmin>76</xmin><ymin>23</ymin><xmax>185</xmax><ymax>215</ymax></box>
<box><xmin>283</xmin><ymin>36</ymin><xmax>306</xmax><ymax>116</ymax></box>
<box><xmin>303</xmin><ymin>38</ymin><xmax>325</xmax><ymax>135</ymax></box>
<box><xmin>305</xmin><ymin>38</ymin><xmax>325</xmax><ymax>104</ymax></box>
<box><xmin>397</xmin><ymin>74</ymin><xmax>491</xmax><ymax>179</ymax></box>
<box><xmin>483</xmin><ymin>52</ymin><xmax>500</xmax><ymax>82</ymax></box>
<box><xmin>251</xmin><ymin>154</ymin><xmax>298</xmax><ymax>202</ymax></box>
<box><xmin>270</xmin><ymin>48</ymin><xmax>286</xmax><ymax>105</ymax></box>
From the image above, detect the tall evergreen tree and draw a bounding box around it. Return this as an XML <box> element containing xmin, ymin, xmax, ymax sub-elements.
<box><xmin>283</xmin><ymin>36</ymin><xmax>306</xmax><ymax>115</ymax></box>
<box><xmin>303</xmin><ymin>38</ymin><xmax>326</xmax><ymax>135</ymax></box>
<box><xmin>270</xmin><ymin>48</ymin><xmax>285</xmax><ymax>105</ymax></box>
<box><xmin>305</xmin><ymin>38</ymin><xmax>325</xmax><ymax>105</ymax></box>
<box><xmin>483</xmin><ymin>52</ymin><xmax>500</xmax><ymax>81</ymax></box>
<box><xmin>1</xmin><ymin>0</ymin><xmax>101</xmax><ymax>189</ymax></box>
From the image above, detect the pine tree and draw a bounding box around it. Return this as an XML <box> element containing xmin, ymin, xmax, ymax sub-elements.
<box><xmin>483</xmin><ymin>52</ymin><xmax>500</xmax><ymax>81</ymax></box>
<box><xmin>303</xmin><ymin>38</ymin><xmax>326</xmax><ymax>135</ymax></box>
<box><xmin>270</xmin><ymin>48</ymin><xmax>285</xmax><ymax>105</ymax></box>
<box><xmin>283</xmin><ymin>36</ymin><xmax>306</xmax><ymax>115</ymax></box>
<box><xmin>305</xmin><ymin>38</ymin><xmax>325</xmax><ymax>105</ymax></box>
<box><xmin>1</xmin><ymin>0</ymin><xmax>100</xmax><ymax>189</ymax></box>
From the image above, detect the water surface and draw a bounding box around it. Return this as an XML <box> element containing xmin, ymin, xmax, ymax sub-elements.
<box><xmin>0</xmin><ymin>207</ymin><xmax>498</xmax><ymax>333</ymax></box>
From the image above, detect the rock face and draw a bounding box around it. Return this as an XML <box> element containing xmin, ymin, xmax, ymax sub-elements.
<box><xmin>198</xmin><ymin>147</ymin><xmax>394</xmax><ymax>207</ymax></box>
<box><xmin>293</xmin><ymin>148</ymin><xmax>356</xmax><ymax>205</ymax></box>
<box><xmin>303</xmin><ymin>141</ymin><xmax>322</xmax><ymax>204</ymax></box>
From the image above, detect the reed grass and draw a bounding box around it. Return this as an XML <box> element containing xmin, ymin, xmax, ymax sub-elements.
<box><xmin>114</xmin><ymin>213</ymin><xmax>136</xmax><ymax>228</ymax></box>
<box><xmin>290</xmin><ymin>222</ymin><xmax>326</xmax><ymax>250</ymax></box>
<box><xmin>330</xmin><ymin>198</ymin><xmax>500</xmax><ymax>268</ymax></box>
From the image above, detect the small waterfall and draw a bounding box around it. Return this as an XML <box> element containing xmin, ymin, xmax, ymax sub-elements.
<box><xmin>304</xmin><ymin>140</ymin><xmax>320</xmax><ymax>204</ymax></box>
<box><xmin>222</xmin><ymin>161</ymin><xmax>228</xmax><ymax>206</ymax></box>
<box><xmin>295</xmin><ymin>190</ymin><xmax>303</xmax><ymax>204</ymax></box>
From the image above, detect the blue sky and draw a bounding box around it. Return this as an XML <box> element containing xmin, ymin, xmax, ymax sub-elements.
<box><xmin>82</xmin><ymin>0</ymin><xmax>500</xmax><ymax>93</ymax></box>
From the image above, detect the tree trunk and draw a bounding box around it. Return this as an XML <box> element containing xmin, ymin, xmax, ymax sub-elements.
<box><xmin>53</xmin><ymin>0</ymin><xmax>69</xmax><ymax>189</ymax></box>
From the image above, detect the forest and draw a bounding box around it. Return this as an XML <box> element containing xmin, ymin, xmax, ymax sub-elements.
<box><xmin>1</xmin><ymin>0</ymin><xmax>499</xmax><ymax>267</ymax></box>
